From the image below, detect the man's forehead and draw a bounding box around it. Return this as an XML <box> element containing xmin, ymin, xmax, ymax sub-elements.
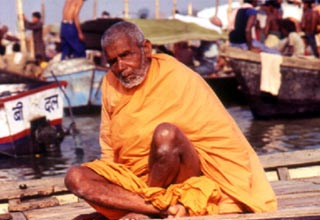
<box><xmin>104</xmin><ymin>37</ymin><xmax>136</xmax><ymax>57</ymax></box>
<box><xmin>106</xmin><ymin>34</ymin><xmax>136</xmax><ymax>49</ymax></box>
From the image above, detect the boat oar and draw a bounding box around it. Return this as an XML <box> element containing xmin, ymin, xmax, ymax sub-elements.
<box><xmin>49</xmin><ymin>71</ymin><xmax>84</xmax><ymax>157</ymax></box>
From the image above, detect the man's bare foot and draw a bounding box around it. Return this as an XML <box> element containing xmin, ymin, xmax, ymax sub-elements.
<box><xmin>167</xmin><ymin>204</ymin><xmax>188</xmax><ymax>218</ymax></box>
<box><xmin>72</xmin><ymin>212</ymin><xmax>108</xmax><ymax>220</ymax></box>
<box><xmin>120</xmin><ymin>212</ymin><xmax>151</xmax><ymax>220</ymax></box>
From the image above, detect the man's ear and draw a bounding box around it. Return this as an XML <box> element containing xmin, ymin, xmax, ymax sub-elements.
<box><xmin>143</xmin><ymin>39</ymin><xmax>153</xmax><ymax>58</ymax></box>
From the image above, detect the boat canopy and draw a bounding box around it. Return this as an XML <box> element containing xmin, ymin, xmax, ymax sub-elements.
<box><xmin>81</xmin><ymin>18</ymin><xmax>226</xmax><ymax>50</ymax></box>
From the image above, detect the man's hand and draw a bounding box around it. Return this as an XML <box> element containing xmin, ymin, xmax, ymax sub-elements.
<box><xmin>79</xmin><ymin>32</ymin><xmax>85</xmax><ymax>42</ymax></box>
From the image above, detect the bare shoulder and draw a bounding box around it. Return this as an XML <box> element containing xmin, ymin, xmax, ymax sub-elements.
<box><xmin>64</xmin><ymin>0</ymin><xmax>83</xmax><ymax>9</ymax></box>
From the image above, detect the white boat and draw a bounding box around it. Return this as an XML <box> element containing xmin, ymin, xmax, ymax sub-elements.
<box><xmin>42</xmin><ymin>58</ymin><xmax>107</xmax><ymax>111</ymax></box>
<box><xmin>0</xmin><ymin>70</ymin><xmax>66</xmax><ymax>157</ymax></box>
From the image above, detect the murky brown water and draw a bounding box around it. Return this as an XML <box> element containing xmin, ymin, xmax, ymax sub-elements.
<box><xmin>1</xmin><ymin>105</ymin><xmax>319</xmax><ymax>182</ymax></box>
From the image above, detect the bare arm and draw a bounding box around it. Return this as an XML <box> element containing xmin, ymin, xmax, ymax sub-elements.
<box><xmin>4</xmin><ymin>34</ymin><xmax>19</xmax><ymax>42</ymax></box>
<box><xmin>311</xmin><ymin>10</ymin><xmax>318</xmax><ymax>34</ymax></box>
<box><xmin>246</xmin><ymin>14</ymin><xmax>260</xmax><ymax>52</ymax></box>
<box><xmin>264</xmin><ymin>16</ymin><xmax>271</xmax><ymax>37</ymax></box>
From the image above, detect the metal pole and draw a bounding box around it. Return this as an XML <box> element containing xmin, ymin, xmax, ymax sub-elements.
<box><xmin>215</xmin><ymin>0</ymin><xmax>220</xmax><ymax>17</ymax></box>
<box><xmin>41</xmin><ymin>0</ymin><xmax>45</xmax><ymax>22</ymax></box>
<box><xmin>124</xmin><ymin>0</ymin><xmax>129</xmax><ymax>18</ymax></box>
<box><xmin>188</xmin><ymin>2</ymin><xmax>193</xmax><ymax>16</ymax></box>
<box><xmin>16</xmin><ymin>0</ymin><xmax>27</xmax><ymax>53</ymax></box>
<box><xmin>172</xmin><ymin>0</ymin><xmax>177</xmax><ymax>17</ymax></box>
<box><xmin>93</xmin><ymin>0</ymin><xmax>97</xmax><ymax>19</ymax></box>
<box><xmin>155</xmin><ymin>0</ymin><xmax>160</xmax><ymax>19</ymax></box>
<box><xmin>227</xmin><ymin>0</ymin><xmax>232</xmax><ymax>23</ymax></box>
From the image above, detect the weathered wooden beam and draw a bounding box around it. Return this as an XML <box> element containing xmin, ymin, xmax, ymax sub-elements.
<box><xmin>0</xmin><ymin>177</ymin><xmax>67</xmax><ymax>201</ymax></box>
<box><xmin>271</xmin><ymin>178</ymin><xmax>320</xmax><ymax>196</ymax></box>
<box><xmin>8</xmin><ymin>212</ymin><xmax>27</xmax><ymax>220</ymax></box>
<box><xmin>9</xmin><ymin>197</ymin><xmax>59</xmax><ymax>212</ymax></box>
<box><xmin>259</xmin><ymin>149</ymin><xmax>320</xmax><ymax>169</ymax></box>
<box><xmin>277</xmin><ymin>167</ymin><xmax>290</xmax><ymax>180</ymax></box>
<box><xmin>219</xmin><ymin>45</ymin><xmax>320</xmax><ymax>70</ymax></box>
<box><xmin>23</xmin><ymin>202</ymin><xmax>95</xmax><ymax>220</ymax></box>
<box><xmin>0</xmin><ymin>213</ymin><xmax>11</xmax><ymax>220</ymax></box>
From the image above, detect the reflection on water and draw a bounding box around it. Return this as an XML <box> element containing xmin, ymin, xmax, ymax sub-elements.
<box><xmin>229</xmin><ymin>105</ymin><xmax>320</xmax><ymax>154</ymax></box>
<box><xmin>1</xmin><ymin>106</ymin><xmax>320</xmax><ymax>181</ymax></box>
<box><xmin>0</xmin><ymin>114</ymin><xmax>101</xmax><ymax>182</ymax></box>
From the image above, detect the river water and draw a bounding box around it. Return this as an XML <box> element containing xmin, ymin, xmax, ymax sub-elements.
<box><xmin>1</xmin><ymin>104</ymin><xmax>320</xmax><ymax>182</ymax></box>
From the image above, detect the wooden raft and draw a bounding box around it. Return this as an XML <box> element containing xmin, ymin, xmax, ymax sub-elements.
<box><xmin>0</xmin><ymin>148</ymin><xmax>319</xmax><ymax>220</ymax></box>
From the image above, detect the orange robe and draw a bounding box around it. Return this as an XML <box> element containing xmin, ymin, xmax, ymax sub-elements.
<box><xmin>84</xmin><ymin>54</ymin><xmax>277</xmax><ymax>219</ymax></box>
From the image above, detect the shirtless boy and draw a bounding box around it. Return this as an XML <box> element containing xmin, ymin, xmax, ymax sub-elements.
<box><xmin>60</xmin><ymin>0</ymin><xmax>86</xmax><ymax>60</ymax></box>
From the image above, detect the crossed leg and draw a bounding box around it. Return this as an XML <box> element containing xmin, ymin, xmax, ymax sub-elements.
<box><xmin>65</xmin><ymin>122</ymin><xmax>201</xmax><ymax>219</ymax></box>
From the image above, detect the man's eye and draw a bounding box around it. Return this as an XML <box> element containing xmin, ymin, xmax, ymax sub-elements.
<box><xmin>121</xmin><ymin>51</ymin><xmax>133</xmax><ymax>59</ymax></box>
<box><xmin>108</xmin><ymin>59</ymin><xmax>116</xmax><ymax>66</ymax></box>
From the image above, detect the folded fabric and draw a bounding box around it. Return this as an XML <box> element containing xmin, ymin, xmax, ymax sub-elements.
<box><xmin>260</xmin><ymin>52</ymin><xmax>283</xmax><ymax>95</ymax></box>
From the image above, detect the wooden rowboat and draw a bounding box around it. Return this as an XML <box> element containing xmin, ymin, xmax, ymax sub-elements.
<box><xmin>0</xmin><ymin>148</ymin><xmax>319</xmax><ymax>220</ymax></box>
<box><xmin>219</xmin><ymin>46</ymin><xmax>320</xmax><ymax>119</ymax></box>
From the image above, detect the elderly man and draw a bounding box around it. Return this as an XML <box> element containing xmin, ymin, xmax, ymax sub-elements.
<box><xmin>65</xmin><ymin>21</ymin><xmax>277</xmax><ymax>219</ymax></box>
<box><xmin>60</xmin><ymin>0</ymin><xmax>86</xmax><ymax>60</ymax></box>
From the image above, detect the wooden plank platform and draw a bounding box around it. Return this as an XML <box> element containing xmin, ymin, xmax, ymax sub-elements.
<box><xmin>0</xmin><ymin>148</ymin><xmax>319</xmax><ymax>220</ymax></box>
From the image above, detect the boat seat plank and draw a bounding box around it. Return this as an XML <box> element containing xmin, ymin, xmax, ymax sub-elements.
<box><xmin>8</xmin><ymin>197</ymin><xmax>60</xmax><ymax>212</ymax></box>
<box><xmin>277</xmin><ymin>192</ymin><xmax>320</xmax><ymax>209</ymax></box>
<box><xmin>259</xmin><ymin>149</ymin><xmax>320</xmax><ymax>169</ymax></box>
<box><xmin>7</xmin><ymin>212</ymin><xmax>26</xmax><ymax>220</ymax></box>
<box><xmin>259</xmin><ymin>149</ymin><xmax>320</xmax><ymax>180</ymax></box>
<box><xmin>271</xmin><ymin>178</ymin><xmax>320</xmax><ymax>195</ymax></box>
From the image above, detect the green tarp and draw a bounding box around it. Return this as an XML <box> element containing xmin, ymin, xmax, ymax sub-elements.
<box><xmin>128</xmin><ymin>18</ymin><xmax>227</xmax><ymax>45</ymax></box>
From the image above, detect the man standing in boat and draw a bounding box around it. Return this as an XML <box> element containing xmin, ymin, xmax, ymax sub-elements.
<box><xmin>64</xmin><ymin>21</ymin><xmax>277</xmax><ymax>219</ymax></box>
<box><xmin>24</xmin><ymin>11</ymin><xmax>46</xmax><ymax>61</ymax></box>
<box><xmin>60</xmin><ymin>0</ymin><xmax>86</xmax><ymax>60</ymax></box>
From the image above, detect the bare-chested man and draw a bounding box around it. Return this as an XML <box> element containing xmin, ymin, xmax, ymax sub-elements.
<box><xmin>60</xmin><ymin>0</ymin><xmax>86</xmax><ymax>60</ymax></box>
<box><xmin>264</xmin><ymin>0</ymin><xmax>282</xmax><ymax>48</ymax></box>
<box><xmin>301</xmin><ymin>0</ymin><xmax>319</xmax><ymax>57</ymax></box>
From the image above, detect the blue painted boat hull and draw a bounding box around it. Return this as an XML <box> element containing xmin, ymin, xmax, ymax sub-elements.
<box><xmin>43</xmin><ymin>58</ymin><xmax>108</xmax><ymax>109</ymax></box>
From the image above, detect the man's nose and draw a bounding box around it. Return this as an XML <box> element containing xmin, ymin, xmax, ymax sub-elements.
<box><xmin>117</xmin><ymin>59</ymin><xmax>126</xmax><ymax>72</ymax></box>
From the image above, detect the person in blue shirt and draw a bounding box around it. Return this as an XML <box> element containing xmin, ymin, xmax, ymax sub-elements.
<box><xmin>229</xmin><ymin>0</ymin><xmax>280</xmax><ymax>54</ymax></box>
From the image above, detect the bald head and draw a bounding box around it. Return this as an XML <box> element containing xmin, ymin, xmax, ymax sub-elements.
<box><xmin>101</xmin><ymin>21</ymin><xmax>145</xmax><ymax>49</ymax></box>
